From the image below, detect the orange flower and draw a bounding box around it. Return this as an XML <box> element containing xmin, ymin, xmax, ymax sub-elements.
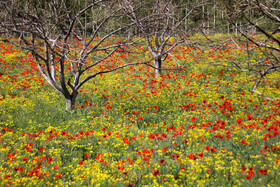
<box><xmin>39</xmin><ymin>147</ymin><xmax>44</xmax><ymax>152</ymax></box>
<box><xmin>190</xmin><ymin>117</ymin><xmax>196</xmax><ymax>122</ymax></box>
<box><xmin>148</xmin><ymin>134</ymin><xmax>155</xmax><ymax>139</ymax></box>
<box><xmin>259</xmin><ymin>169</ymin><xmax>268</xmax><ymax>175</ymax></box>
<box><xmin>152</xmin><ymin>169</ymin><xmax>159</xmax><ymax>176</ymax></box>
<box><xmin>198</xmin><ymin>152</ymin><xmax>204</xmax><ymax>158</ymax></box>
<box><xmin>84</xmin><ymin>154</ymin><xmax>90</xmax><ymax>158</ymax></box>
<box><xmin>55</xmin><ymin>173</ymin><xmax>61</xmax><ymax>178</ymax></box>
<box><xmin>221</xmin><ymin>149</ymin><xmax>226</xmax><ymax>153</ymax></box>
<box><xmin>210</xmin><ymin>148</ymin><xmax>217</xmax><ymax>153</ymax></box>
<box><xmin>47</xmin><ymin>157</ymin><xmax>53</xmax><ymax>163</ymax></box>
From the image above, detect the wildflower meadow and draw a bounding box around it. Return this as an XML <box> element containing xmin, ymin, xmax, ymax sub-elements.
<box><xmin>0</xmin><ymin>34</ymin><xmax>279</xmax><ymax>186</ymax></box>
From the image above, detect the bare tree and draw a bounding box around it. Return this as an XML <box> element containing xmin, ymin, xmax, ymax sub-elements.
<box><xmin>0</xmin><ymin>0</ymin><xmax>146</xmax><ymax>111</ymax></box>
<box><xmin>223</xmin><ymin>0</ymin><xmax>280</xmax><ymax>100</ymax></box>
<box><xmin>120</xmin><ymin>0</ymin><xmax>209</xmax><ymax>76</ymax></box>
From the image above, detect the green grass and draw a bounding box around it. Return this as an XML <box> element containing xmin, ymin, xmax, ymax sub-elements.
<box><xmin>0</xmin><ymin>34</ymin><xmax>279</xmax><ymax>186</ymax></box>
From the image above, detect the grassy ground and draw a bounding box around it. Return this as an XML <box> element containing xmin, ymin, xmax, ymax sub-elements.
<box><xmin>0</xmin><ymin>34</ymin><xmax>279</xmax><ymax>186</ymax></box>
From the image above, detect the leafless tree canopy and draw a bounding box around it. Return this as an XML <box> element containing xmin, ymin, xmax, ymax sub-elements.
<box><xmin>0</xmin><ymin>0</ymin><xmax>279</xmax><ymax>110</ymax></box>
<box><xmin>221</xmin><ymin>0</ymin><xmax>280</xmax><ymax>99</ymax></box>
<box><xmin>120</xmin><ymin>0</ymin><xmax>209</xmax><ymax>76</ymax></box>
<box><xmin>0</xmin><ymin>0</ymin><xmax>148</xmax><ymax>111</ymax></box>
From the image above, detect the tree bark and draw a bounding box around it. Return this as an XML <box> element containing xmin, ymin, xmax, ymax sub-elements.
<box><xmin>65</xmin><ymin>98</ymin><xmax>74</xmax><ymax>112</ymax></box>
<box><xmin>213</xmin><ymin>0</ymin><xmax>216</xmax><ymax>29</ymax></box>
<box><xmin>154</xmin><ymin>57</ymin><xmax>162</xmax><ymax>76</ymax></box>
<box><xmin>65</xmin><ymin>92</ymin><xmax>78</xmax><ymax>112</ymax></box>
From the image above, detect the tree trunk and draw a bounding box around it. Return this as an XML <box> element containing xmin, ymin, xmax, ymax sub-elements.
<box><xmin>65</xmin><ymin>92</ymin><xmax>78</xmax><ymax>112</ymax></box>
<box><xmin>202</xmin><ymin>5</ymin><xmax>205</xmax><ymax>33</ymax></box>
<box><xmin>65</xmin><ymin>98</ymin><xmax>74</xmax><ymax>111</ymax></box>
<box><xmin>213</xmin><ymin>0</ymin><xmax>216</xmax><ymax>29</ymax></box>
<box><xmin>154</xmin><ymin>57</ymin><xmax>162</xmax><ymax>76</ymax></box>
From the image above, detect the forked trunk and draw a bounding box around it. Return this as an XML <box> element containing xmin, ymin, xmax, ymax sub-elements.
<box><xmin>154</xmin><ymin>57</ymin><xmax>162</xmax><ymax>77</ymax></box>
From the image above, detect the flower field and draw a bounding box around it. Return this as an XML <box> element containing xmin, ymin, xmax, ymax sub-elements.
<box><xmin>0</xmin><ymin>34</ymin><xmax>279</xmax><ymax>186</ymax></box>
